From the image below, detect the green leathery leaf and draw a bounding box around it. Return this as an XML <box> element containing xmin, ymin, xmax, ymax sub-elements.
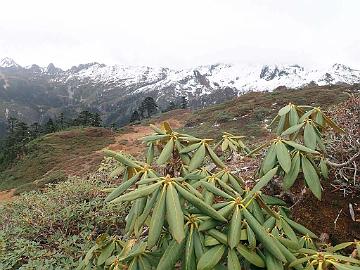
<box><xmin>329</xmin><ymin>242</ymin><xmax>354</xmax><ymax>252</ymax></box>
<box><xmin>125</xmin><ymin>203</ymin><xmax>137</xmax><ymax>234</ymax></box>
<box><xmin>200</xmin><ymin>181</ymin><xmax>234</xmax><ymax>200</ymax></box>
<box><xmin>299</xmin><ymin>108</ymin><xmax>316</xmax><ymax>122</ymax></box>
<box><xmin>105</xmin><ymin>173</ymin><xmax>141</xmax><ymax>202</ymax></box>
<box><xmin>175</xmin><ymin>184</ymin><xmax>226</xmax><ymax>222</ymax></box>
<box><xmin>149</xmin><ymin>124</ymin><xmax>166</xmax><ymax>134</ymax></box>
<box><xmin>127</xmin><ymin>258</ymin><xmax>138</xmax><ymax>270</ymax></box>
<box><xmin>261</xmin><ymin>143</ymin><xmax>277</xmax><ymax>174</ymax></box>
<box><xmin>283</xmin><ymin>152</ymin><xmax>300</xmax><ymax>190</ymax></box>
<box><xmin>289</xmin><ymin>106</ymin><xmax>299</xmax><ymax>126</ymax></box>
<box><xmin>208</xmin><ymin>229</ymin><xmax>227</xmax><ymax>245</ymax></box>
<box><xmin>104</xmin><ymin>149</ymin><xmax>141</xmax><ymax>168</ymax></box>
<box><xmin>304</xmin><ymin>123</ymin><xmax>317</xmax><ymax>150</ymax></box>
<box><xmin>147</xmin><ymin>186</ymin><xmax>166</xmax><ymax>248</ymax></box>
<box><xmin>97</xmin><ymin>241</ymin><xmax>115</xmax><ymax>266</ymax></box>
<box><xmin>221</xmin><ymin>139</ymin><xmax>229</xmax><ymax>151</ymax></box>
<box><xmin>320</xmin><ymin>158</ymin><xmax>329</xmax><ymax>179</ymax></box>
<box><xmin>193</xmin><ymin>230</ymin><xmax>205</xmax><ymax>258</ymax></box>
<box><xmin>111</xmin><ymin>181</ymin><xmax>162</xmax><ymax>203</ymax></box>
<box><xmin>330</xmin><ymin>254</ymin><xmax>360</xmax><ymax>264</ymax></box>
<box><xmin>156</xmin><ymin>238</ymin><xmax>185</xmax><ymax>270</ymax></box>
<box><xmin>249</xmin><ymin>200</ymin><xmax>264</xmax><ymax>224</ymax></box>
<box><xmin>217</xmin><ymin>202</ymin><xmax>236</xmax><ymax>218</ymax></box>
<box><xmin>236</xmin><ymin>243</ymin><xmax>265</xmax><ymax>268</ymax></box>
<box><xmin>227</xmin><ymin>249</ymin><xmax>241</xmax><ymax>270</ymax></box>
<box><xmin>179</xmin><ymin>142</ymin><xmax>202</xmax><ymax>154</ymax></box>
<box><xmin>276</xmin><ymin>141</ymin><xmax>291</xmax><ymax>173</ymax></box>
<box><xmin>261</xmin><ymin>194</ymin><xmax>287</xmax><ymax>206</ymax></box>
<box><xmin>277</xmin><ymin>115</ymin><xmax>286</xmax><ymax>135</ymax></box>
<box><xmin>278</xmin><ymin>104</ymin><xmax>291</xmax><ymax>116</ymax></box>
<box><xmin>281</xmin><ymin>123</ymin><xmax>304</xmax><ymax>137</ymax></box>
<box><xmin>206</xmin><ymin>144</ymin><xmax>226</xmax><ymax>168</ymax></box>
<box><xmin>189</xmin><ymin>143</ymin><xmax>206</xmax><ymax>171</ymax></box>
<box><xmin>302</xmin><ymin>156</ymin><xmax>322</xmax><ymax>200</ymax></box>
<box><xmin>282</xmin><ymin>216</ymin><xmax>318</xmax><ymax>238</ymax></box>
<box><xmin>289</xmin><ymin>256</ymin><xmax>313</xmax><ymax>268</ymax></box>
<box><xmin>166</xmin><ymin>183</ymin><xmax>185</xmax><ymax>243</ymax></box>
<box><xmin>228</xmin><ymin>205</ymin><xmax>242</xmax><ymax>249</ymax></box>
<box><xmin>276</xmin><ymin>236</ymin><xmax>301</xmax><ymax>250</ymax></box>
<box><xmin>199</xmin><ymin>218</ymin><xmax>219</xmax><ymax>232</ymax></box>
<box><xmin>265</xmin><ymin>250</ymin><xmax>284</xmax><ymax>270</ymax></box>
<box><xmin>263</xmin><ymin>216</ymin><xmax>276</xmax><ymax>231</ymax></box>
<box><xmin>146</xmin><ymin>143</ymin><xmax>154</xmax><ymax>164</ymax></box>
<box><xmin>246</xmin><ymin>222</ymin><xmax>256</xmax><ymax>250</ymax></box>
<box><xmin>183</xmin><ymin>226</ymin><xmax>196</xmax><ymax>270</ymax></box>
<box><xmin>216</xmin><ymin>179</ymin><xmax>238</xmax><ymax>197</ymax></box>
<box><xmin>315</xmin><ymin>112</ymin><xmax>325</xmax><ymax>126</ymax></box>
<box><xmin>247</xmin><ymin>141</ymin><xmax>272</xmax><ymax>155</ymax></box>
<box><xmin>204</xmin><ymin>235</ymin><xmax>220</xmax><ymax>246</ymax></box>
<box><xmin>138</xmin><ymin>255</ymin><xmax>152</xmax><ymax>270</ymax></box>
<box><xmin>280</xmin><ymin>218</ymin><xmax>298</xmax><ymax>242</ymax></box>
<box><xmin>256</xmin><ymin>196</ymin><xmax>279</xmax><ymax>218</ymax></box>
<box><xmin>253</xmin><ymin>166</ymin><xmax>278</xmax><ymax>193</ymax></box>
<box><xmin>197</xmin><ymin>245</ymin><xmax>225</xmax><ymax>270</ymax></box>
<box><xmin>183</xmin><ymin>182</ymin><xmax>204</xmax><ymax>199</ymax></box>
<box><xmin>136</xmin><ymin>188</ymin><xmax>160</xmax><ymax>230</ymax></box>
<box><xmin>142</xmin><ymin>134</ymin><xmax>169</xmax><ymax>142</ymax></box>
<box><xmin>273</xmin><ymin>238</ymin><xmax>303</xmax><ymax>270</ymax></box>
<box><xmin>157</xmin><ymin>138</ymin><xmax>174</xmax><ymax>165</ymax></box>
<box><xmin>283</xmin><ymin>140</ymin><xmax>319</xmax><ymax>154</ymax></box>
<box><xmin>228</xmin><ymin>174</ymin><xmax>244</xmax><ymax>195</ymax></box>
<box><xmin>242</xmin><ymin>207</ymin><xmax>286</xmax><ymax>262</ymax></box>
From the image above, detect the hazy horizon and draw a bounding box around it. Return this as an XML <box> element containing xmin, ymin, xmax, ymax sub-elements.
<box><xmin>1</xmin><ymin>0</ymin><xmax>359</xmax><ymax>69</ymax></box>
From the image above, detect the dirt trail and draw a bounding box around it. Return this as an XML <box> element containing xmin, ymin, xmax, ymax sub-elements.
<box><xmin>107</xmin><ymin>116</ymin><xmax>188</xmax><ymax>157</ymax></box>
<box><xmin>0</xmin><ymin>189</ymin><xmax>15</xmax><ymax>202</ymax></box>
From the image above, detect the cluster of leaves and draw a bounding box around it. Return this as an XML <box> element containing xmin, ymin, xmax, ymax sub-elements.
<box><xmin>78</xmin><ymin>104</ymin><xmax>360</xmax><ymax>269</ymax></box>
<box><xmin>0</xmin><ymin>177</ymin><xmax>127</xmax><ymax>270</ymax></box>
<box><xmin>251</xmin><ymin>103</ymin><xmax>345</xmax><ymax>199</ymax></box>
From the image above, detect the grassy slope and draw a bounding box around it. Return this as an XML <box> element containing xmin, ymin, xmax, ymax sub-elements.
<box><xmin>180</xmin><ymin>84</ymin><xmax>353</xmax><ymax>141</ymax></box>
<box><xmin>0</xmin><ymin>84</ymin><xmax>354</xmax><ymax>193</ymax></box>
<box><xmin>0</xmin><ymin>127</ymin><xmax>115</xmax><ymax>191</ymax></box>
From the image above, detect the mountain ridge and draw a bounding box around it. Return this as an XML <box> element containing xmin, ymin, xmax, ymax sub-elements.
<box><xmin>1</xmin><ymin>57</ymin><xmax>359</xmax><ymax>136</ymax></box>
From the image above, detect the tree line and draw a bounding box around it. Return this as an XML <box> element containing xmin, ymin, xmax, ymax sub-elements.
<box><xmin>130</xmin><ymin>96</ymin><xmax>187</xmax><ymax>123</ymax></box>
<box><xmin>0</xmin><ymin>110</ymin><xmax>102</xmax><ymax>170</ymax></box>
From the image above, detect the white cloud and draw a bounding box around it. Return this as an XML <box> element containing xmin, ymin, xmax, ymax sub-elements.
<box><xmin>0</xmin><ymin>0</ymin><xmax>359</xmax><ymax>69</ymax></box>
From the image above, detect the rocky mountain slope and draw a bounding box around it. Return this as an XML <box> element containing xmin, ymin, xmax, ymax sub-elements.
<box><xmin>1</xmin><ymin>57</ymin><xmax>359</xmax><ymax>136</ymax></box>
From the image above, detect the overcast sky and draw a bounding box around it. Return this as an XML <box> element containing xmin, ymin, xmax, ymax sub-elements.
<box><xmin>1</xmin><ymin>0</ymin><xmax>359</xmax><ymax>69</ymax></box>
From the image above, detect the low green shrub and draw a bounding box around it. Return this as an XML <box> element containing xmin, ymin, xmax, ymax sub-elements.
<box><xmin>14</xmin><ymin>170</ymin><xmax>68</xmax><ymax>195</ymax></box>
<box><xmin>0</xmin><ymin>176</ymin><xmax>128</xmax><ymax>270</ymax></box>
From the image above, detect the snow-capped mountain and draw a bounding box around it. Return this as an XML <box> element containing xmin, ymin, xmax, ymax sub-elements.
<box><xmin>51</xmin><ymin>62</ymin><xmax>360</xmax><ymax>94</ymax></box>
<box><xmin>0</xmin><ymin>57</ymin><xmax>359</xmax><ymax>135</ymax></box>
<box><xmin>0</xmin><ymin>57</ymin><xmax>21</xmax><ymax>69</ymax></box>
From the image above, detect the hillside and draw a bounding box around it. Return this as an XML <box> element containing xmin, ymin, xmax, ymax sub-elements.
<box><xmin>1</xmin><ymin>57</ymin><xmax>360</xmax><ymax>136</ymax></box>
<box><xmin>0</xmin><ymin>84</ymin><xmax>359</xmax><ymax>269</ymax></box>
<box><xmin>0</xmin><ymin>128</ymin><xmax>115</xmax><ymax>192</ymax></box>
<box><xmin>0</xmin><ymin>84</ymin><xmax>356</xmax><ymax>195</ymax></box>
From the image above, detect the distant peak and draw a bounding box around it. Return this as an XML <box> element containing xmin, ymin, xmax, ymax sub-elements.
<box><xmin>68</xmin><ymin>62</ymin><xmax>103</xmax><ymax>73</ymax></box>
<box><xmin>332</xmin><ymin>63</ymin><xmax>351</xmax><ymax>71</ymax></box>
<box><xmin>0</xmin><ymin>57</ymin><xmax>21</xmax><ymax>68</ymax></box>
<box><xmin>46</xmin><ymin>63</ymin><xmax>63</xmax><ymax>74</ymax></box>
